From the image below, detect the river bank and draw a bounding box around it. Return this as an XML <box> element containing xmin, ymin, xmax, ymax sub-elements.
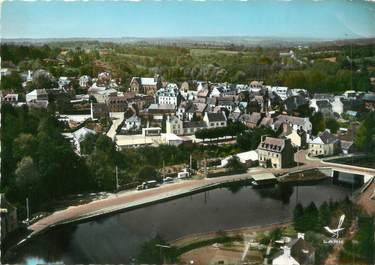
<box><xmin>4</xmin><ymin>178</ymin><xmax>353</xmax><ymax>264</ymax></box>
<box><xmin>170</xmin><ymin>220</ymin><xmax>292</xmax><ymax>248</ymax></box>
<box><xmin>17</xmin><ymin>167</ymin><xmax>335</xmax><ymax>246</ymax></box>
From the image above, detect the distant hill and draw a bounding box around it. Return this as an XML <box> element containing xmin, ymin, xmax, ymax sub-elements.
<box><xmin>2</xmin><ymin>36</ymin><xmax>375</xmax><ymax>48</ymax></box>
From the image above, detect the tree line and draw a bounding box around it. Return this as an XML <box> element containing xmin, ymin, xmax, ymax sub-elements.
<box><xmin>1</xmin><ymin>105</ymin><xmax>251</xmax><ymax>218</ymax></box>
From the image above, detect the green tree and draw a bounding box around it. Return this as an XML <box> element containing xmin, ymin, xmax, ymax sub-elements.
<box><xmin>137</xmin><ymin>235</ymin><xmax>177</xmax><ymax>264</ymax></box>
<box><xmin>318</xmin><ymin>201</ymin><xmax>331</xmax><ymax>229</ymax></box>
<box><xmin>85</xmin><ymin>134</ymin><xmax>119</xmax><ymax>190</ymax></box>
<box><xmin>355</xmin><ymin>112</ymin><xmax>375</xmax><ymax>153</ymax></box>
<box><xmin>138</xmin><ymin>166</ymin><xmax>158</xmax><ymax>182</ymax></box>
<box><xmin>293</xmin><ymin>203</ymin><xmax>304</xmax><ymax>231</ymax></box>
<box><xmin>311</xmin><ymin>112</ymin><xmax>326</xmax><ymax>136</ymax></box>
<box><xmin>15</xmin><ymin>156</ymin><xmax>41</xmax><ymax>203</ymax></box>
<box><xmin>13</xmin><ymin>133</ymin><xmax>37</xmax><ymax>161</ymax></box>
<box><xmin>0</xmin><ymin>71</ymin><xmax>22</xmax><ymax>91</ymax></box>
<box><xmin>302</xmin><ymin>202</ymin><xmax>320</xmax><ymax>232</ymax></box>
<box><xmin>225</xmin><ymin>156</ymin><xmax>246</xmax><ymax>171</ymax></box>
<box><xmin>325</xmin><ymin>118</ymin><xmax>340</xmax><ymax>134</ymax></box>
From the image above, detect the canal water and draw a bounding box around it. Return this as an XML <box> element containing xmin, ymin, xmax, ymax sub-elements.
<box><xmin>5</xmin><ymin>180</ymin><xmax>354</xmax><ymax>264</ymax></box>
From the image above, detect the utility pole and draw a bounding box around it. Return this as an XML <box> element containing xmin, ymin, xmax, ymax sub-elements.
<box><xmin>163</xmin><ymin>160</ymin><xmax>165</xmax><ymax>180</ymax></box>
<box><xmin>26</xmin><ymin>197</ymin><xmax>30</xmax><ymax>225</ymax></box>
<box><xmin>115</xmin><ymin>166</ymin><xmax>119</xmax><ymax>191</ymax></box>
<box><xmin>204</xmin><ymin>158</ymin><xmax>208</xmax><ymax>177</ymax></box>
<box><xmin>189</xmin><ymin>154</ymin><xmax>192</xmax><ymax>170</ymax></box>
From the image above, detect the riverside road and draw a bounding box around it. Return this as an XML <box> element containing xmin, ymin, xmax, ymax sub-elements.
<box><xmin>27</xmin><ymin>151</ymin><xmax>375</xmax><ymax>240</ymax></box>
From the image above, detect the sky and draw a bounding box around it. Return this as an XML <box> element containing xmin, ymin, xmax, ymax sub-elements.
<box><xmin>1</xmin><ymin>0</ymin><xmax>375</xmax><ymax>40</ymax></box>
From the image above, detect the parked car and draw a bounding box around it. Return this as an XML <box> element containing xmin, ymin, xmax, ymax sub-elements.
<box><xmin>136</xmin><ymin>180</ymin><xmax>159</xmax><ymax>190</ymax></box>
<box><xmin>177</xmin><ymin>170</ymin><xmax>190</xmax><ymax>179</ymax></box>
<box><xmin>163</xmin><ymin>177</ymin><xmax>174</xmax><ymax>183</ymax></box>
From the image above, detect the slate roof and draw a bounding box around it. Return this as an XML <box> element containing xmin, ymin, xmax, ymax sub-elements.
<box><xmin>289</xmin><ymin>238</ymin><xmax>315</xmax><ymax>265</ymax></box>
<box><xmin>340</xmin><ymin>140</ymin><xmax>354</xmax><ymax>150</ymax></box>
<box><xmin>284</xmin><ymin>95</ymin><xmax>308</xmax><ymax>111</ymax></box>
<box><xmin>72</xmin><ymin>127</ymin><xmax>96</xmax><ymax>142</ymax></box>
<box><xmin>319</xmin><ymin>130</ymin><xmax>339</xmax><ymax>144</ymax></box>
<box><xmin>206</xmin><ymin>97</ymin><xmax>217</xmax><ymax>105</ymax></box>
<box><xmin>316</xmin><ymin>100</ymin><xmax>332</xmax><ymax>109</ymax></box>
<box><xmin>228</xmin><ymin>112</ymin><xmax>241</xmax><ymax>122</ymax></box>
<box><xmin>193</xmin><ymin>102</ymin><xmax>207</xmax><ymax>113</ymax></box>
<box><xmin>206</xmin><ymin>112</ymin><xmax>226</xmax><ymax>122</ymax></box>
<box><xmin>125</xmin><ymin>115</ymin><xmax>140</xmax><ymax>123</ymax></box>
<box><xmin>277</xmin><ymin>114</ymin><xmax>309</xmax><ymax>127</ymax></box>
<box><xmin>239</xmin><ymin>114</ymin><xmax>251</xmax><ymax>123</ymax></box>
<box><xmin>248</xmin><ymin>112</ymin><xmax>262</xmax><ymax>124</ymax></box>
<box><xmin>259</xmin><ymin>117</ymin><xmax>274</xmax><ymax>127</ymax></box>
<box><xmin>258</xmin><ymin>137</ymin><xmax>287</xmax><ymax>153</ymax></box>
<box><xmin>311</xmin><ymin>130</ymin><xmax>339</xmax><ymax>145</ymax></box>
<box><xmin>183</xmin><ymin>121</ymin><xmax>207</xmax><ymax>129</ymax></box>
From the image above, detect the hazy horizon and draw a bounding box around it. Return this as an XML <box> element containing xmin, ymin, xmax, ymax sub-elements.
<box><xmin>1</xmin><ymin>0</ymin><xmax>375</xmax><ymax>40</ymax></box>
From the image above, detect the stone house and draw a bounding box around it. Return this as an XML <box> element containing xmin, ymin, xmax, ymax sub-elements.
<box><xmin>166</xmin><ymin>116</ymin><xmax>184</xmax><ymax>135</ymax></box>
<box><xmin>130</xmin><ymin>75</ymin><xmax>161</xmax><ymax>95</ymax></box>
<box><xmin>203</xmin><ymin>112</ymin><xmax>227</xmax><ymax>129</ymax></box>
<box><xmin>308</xmin><ymin>130</ymin><xmax>341</xmax><ymax>157</ymax></box>
<box><xmin>257</xmin><ymin>137</ymin><xmax>294</xmax><ymax>169</ymax></box>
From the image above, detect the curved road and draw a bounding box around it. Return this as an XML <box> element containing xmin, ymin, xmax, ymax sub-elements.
<box><xmin>27</xmin><ymin>151</ymin><xmax>375</xmax><ymax>240</ymax></box>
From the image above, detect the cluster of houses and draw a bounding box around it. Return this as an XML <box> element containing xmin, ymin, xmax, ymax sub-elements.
<box><xmin>1</xmin><ymin>69</ymin><xmax>373</xmax><ymax>163</ymax></box>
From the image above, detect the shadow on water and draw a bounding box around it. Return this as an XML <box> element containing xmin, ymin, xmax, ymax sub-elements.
<box><xmin>4</xmin><ymin>178</ymin><xmax>354</xmax><ymax>264</ymax></box>
<box><xmin>6</xmin><ymin>225</ymin><xmax>77</xmax><ymax>264</ymax></box>
<box><xmin>253</xmin><ymin>183</ymin><xmax>294</xmax><ymax>204</ymax></box>
<box><xmin>225</xmin><ymin>181</ymin><xmax>248</xmax><ymax>194</ymax></box>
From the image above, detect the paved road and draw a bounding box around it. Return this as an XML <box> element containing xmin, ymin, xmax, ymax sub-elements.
<box><xmin>106</xmin><ymin>112</ymin><xmax>124</xmax><ymax>140</ymax></box>
<box><xmin>27</xmin><ymin>150</ymin><xmax>374</xmax><ymax>238</ymax></box>
<box><xmin>296</xmin><ymin>150</ymin><xmax>375</xmax><ymax>177</ymax></box>
<box><xmin>28</xmin><ymin>167</ymin><xmax>292</xmax><ymax>237</ymax></box>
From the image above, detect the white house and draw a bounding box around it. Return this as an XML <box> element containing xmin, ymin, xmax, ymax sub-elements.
<box><xmin>203</xmin><ymin>112</ymin><xmax>227</xmax><ymax>128</ymax></box>
<box><xmin>2</xmin><ymin>93</ymin><xmax>19</xmax><ymax>103</ymax></box>
<box><xmin>71</xmin><ymin>127</ymin><xmax>96</xmax><ymax>155</ymax></box>
<box><xmin>155</xmin><ymin>84</ymin><xmax>180</xmax><ymax>106</ymax></box>
<box><xmin>275</xmin><ymin>115</ymin><xmax>312</xmax><ymax>135</ymax></box>
<box><xmin>269</xmin><ymin>86</ymin><xmax>292</xmax><ymax>100</ymax></box>
<box><xmin>162</xmin><ymin>133</ymin><xmax>184</xmax><ymax>146</ymax></box>
<box><xmin>221</xmin><ymin>150</ymin><xmax>258</xmax><ymax>167</ymax></box>
<box><xmin>210</xmin><ymin>84</ymin><xmax>230</xmax><ymax>98</ymax></box>
<box><xmin>166</xmin><ymin>116</ymin><xmax>184</xmax><ymax>135</ymax></box>
<box><xmin>249</xmin><ymin>81</ymin><xmax>265</xmax><ymax>94</ymax></box>
<box><xmin>272</xmin><ymin>247</ymin><xmax>300</xmax><ymax>265</ymax></box>
<box><xmin>308</xmin><ymin>130</ymin><xmax>341</xmax><ymax>157</ymax></box>
<box><xmin>122</xmin><ymin>115</ymin><xmax>141</xmax><ymax>132</ymax></box>
<box><xmin>79</xmin><ymin>75</ymin><xmax>92</xmax><ymax>88</ymax></box>
<box><xmin>58</xmin><ymin>77</ymin><xmax>71</xmax><ymax>89</ymax></box>
<box><xmin>26</xmin><ymin>89</ymin><xmax>48</xmax><ymax>103</ymax></box>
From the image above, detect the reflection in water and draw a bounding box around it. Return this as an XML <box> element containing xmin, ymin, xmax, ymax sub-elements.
<box><xmin>5</xmin><ymin>180</ymin><xmax>352</xmax><ymax>264</ymax></box>
<box><xmin>254</xmin><ymin>183</ymin><xmax>294</xmax><ymax>204</ymax></box>
<box><xmin>9</xmin><ymin>225</ymin><xmax>77</xmax><ymax>264</ymax></box>
<box><xmin>225</xmin><ymin>181</ymin><xmax>247</xmax><ymax>194</ymax></box>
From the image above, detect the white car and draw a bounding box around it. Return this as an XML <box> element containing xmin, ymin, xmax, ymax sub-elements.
<box><xmin>163</xmin><ymin>177</ymin><xmax>174</xmax><ymax>183</ymax></box>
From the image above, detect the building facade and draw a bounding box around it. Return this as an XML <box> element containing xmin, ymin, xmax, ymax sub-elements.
<box><xmin>257</xmin><ymin>137</ymin><xmax>294</xmax><ymax>169</ymax></box>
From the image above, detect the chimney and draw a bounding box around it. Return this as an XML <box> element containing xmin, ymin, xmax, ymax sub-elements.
<box><xmin>297</xmin><ymin>233</ymin><xmax>305</xmax><ymax>240</ymax></box>
<box><xmin>283</xmin><ymin>123</ymin><xmax>289</xmax><ymax>134</ymax></box>
<box><xmin>90</xmin><ymin>102</ymin><xmax>94</xmax><ymax>119</ymax></box>
<box><xmin>27</xmin><ymin>70</ymin><xmax>32</xmax><ymax>81</ymax></box>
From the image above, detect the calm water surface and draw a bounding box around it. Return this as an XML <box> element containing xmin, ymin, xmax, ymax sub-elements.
<box><xmin>6</xmin><ymin>180</ymin><xmax>353</xmax><ymax>264</ymax></box>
